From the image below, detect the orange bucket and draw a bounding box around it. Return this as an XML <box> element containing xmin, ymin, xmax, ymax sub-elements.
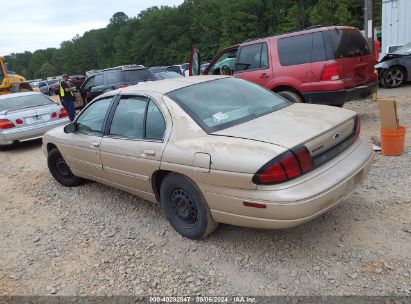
<box><xmin>380</xmin><ymin>126</ymin><xmax>406</xmax><ymax>156</ymax></box>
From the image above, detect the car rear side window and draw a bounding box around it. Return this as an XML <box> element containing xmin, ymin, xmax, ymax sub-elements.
<box><xmin>329</xmin><ymin>29</ymin><xmax>370</xmax><ymax>58</ymax></box>
<box><xmin>312</xmin><ymin>32</ymin><xmax>327</xmax><ymax>62</ymax></box>
<box><xmin>109</xmin><ymin>96</ymin><xmax>165</xmax><ymax>141</ymax></box>
<box><xmin>109</xmin><ymin>97</ymin><xmax>147</xmax><ymax>139</ymax></box>
<box><xmin>122</xmin><ymin>70</ymin><xmax>152</xmax><ymax>82</ymax></box>
<box><xmin>236</xmin><ymin>43</ymin><xmax>269</xmax><ymax>72</ymax></box>
<box><xmin>278</xmin><ymin>34</ymin><xmax>311</xmax><ymax>66</ymax></box>
<box><xmin>106</xmin><ymin>72</ymin><xmax>122</xmax><ymax>84</ymax></box>
<box><xmin>278</xmin><ymin>33</ymin><xmax>327</xmax><ymax>66</ymax></box>
<box><xmin>145</xmin><ymin>100</ymin><xmax>166</xmax><ymax>140</ymax></box>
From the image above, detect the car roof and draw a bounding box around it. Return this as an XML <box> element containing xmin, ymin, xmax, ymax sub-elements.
<box><xmin>235</xmin><ymin>26</ymin><xmax>358</xmax><ymax>47</ymax></box>
<box><xmin>103</xmin><ymin>75</ymin><xmax>230</xmax><ymax>96</ymax></box>
<box><xmin>0</xmin><ymin>92</ymin><xmax>43</xmax><ymax>101</ymax></box>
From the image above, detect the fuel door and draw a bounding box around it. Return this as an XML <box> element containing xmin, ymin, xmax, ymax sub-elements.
<box><xmin>193</xmin><ymin>152</ymin><xmax>211</xmax><ymax>173</ymax></box>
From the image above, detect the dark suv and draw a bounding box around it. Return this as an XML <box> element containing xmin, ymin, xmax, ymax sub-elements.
<box><xmin>191</xmin><ymin>26</ymin><xmax>378</xmax><ymax>106</ymax></box>
<box><xmin>80</xmin><ymin>66</ymin><xmax>182</xmax><ymax>105</ymax></box>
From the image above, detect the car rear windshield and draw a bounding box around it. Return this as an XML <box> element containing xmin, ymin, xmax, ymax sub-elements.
<box><xmin>0</xmin><ymin>94</ymin><xmax>53</xmax><ymax>112</ymax></box>
<box><xmin>329</xmin><ymin>29</ymin><xmax>370</xmax><ymax>58</ymax></box>
<box><xmin>167</xmin><ymin>78</ymin><xmax>289</xmax><ymax>133</ymax></box>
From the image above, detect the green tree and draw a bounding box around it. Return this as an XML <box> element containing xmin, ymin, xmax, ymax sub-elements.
<box><xmin>310</xmin><ymin>0</ymin><xmax>333</xmax><ymax>26</ymax></box>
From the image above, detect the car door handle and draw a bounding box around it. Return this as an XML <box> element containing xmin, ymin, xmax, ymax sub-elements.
<box><xmin>141</xmin><ymin>150</ymin><xmax>156</xmax><ymax>157</ymax></box>
<box><xmin>260</xmin><ymin>73</ymin><xmax>269</xmax><ymax>79</ymax></box>
<box><xmin>89</xmin><ymin>141</ymin><xmax>100</xmax><ymax>148</ymax></box>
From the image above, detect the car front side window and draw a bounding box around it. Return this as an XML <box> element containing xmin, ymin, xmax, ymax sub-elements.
<box><xmin>236</xmin><ymin>43</ymin><xmax>268</xmax><ymax>72</ymax></box>
<box><xmin>208</xmin><ymin>50</ymin><xmax>237</xmax><ymax>75</ymax></box>
<box><xmin>76</xmin><ymin>98</ymin><xmax>112</xmax><ymax>135</ymax></box>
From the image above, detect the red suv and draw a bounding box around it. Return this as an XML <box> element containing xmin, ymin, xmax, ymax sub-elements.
<box><xmin>191</xmin><ymin>26</ymin><xmax>378</xmax><ymax>106</ymax></box>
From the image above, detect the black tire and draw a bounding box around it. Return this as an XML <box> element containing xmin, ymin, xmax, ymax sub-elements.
<box><xmin>380</xmin><ymin>67</ymin><xmax>406</xmax><ymax>88</ymax></box>
<box><xmin>47</xmin><ymin>148</ymin><xmax>83</xmax><ymax>187</ymax></box>
<box><xmin>48</xmin><ymin>88</ymin><xmax>53</xmax><ymax>96</ymax></box>
<box><xmin>160</xmin><ymin>173</ymin><xmax>218</xmax><ymax>239</ymax></box>
<box><xmin>277</xmin><ymin>90</ymin><xmax>303</xmax><ymax>103</ymax></box>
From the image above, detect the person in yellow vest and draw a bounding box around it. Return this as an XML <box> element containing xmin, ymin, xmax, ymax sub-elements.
<box><xmin>59</xmin><ymin>74</ymin><xmax>75</xmax><ymax>122</ymax></box>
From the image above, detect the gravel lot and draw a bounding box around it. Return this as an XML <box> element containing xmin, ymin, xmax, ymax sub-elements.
<box><xmin>0</xmin><ymin>89</ymin><xmax>410</xmax><ymax>297</ymax></box>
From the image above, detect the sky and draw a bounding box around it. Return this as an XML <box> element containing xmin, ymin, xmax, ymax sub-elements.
<box><xmin>0</xmin><ymin>0</ymin><xmax>184</xmax><ymax>56</ymax></box>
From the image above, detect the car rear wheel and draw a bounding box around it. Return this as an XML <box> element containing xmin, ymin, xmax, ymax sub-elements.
<box><xmin>160</xmin><ymin>173</ymin><xmax>218</xmax><ymax>239</ymax></box>
<box><xmin>381</xmin><ymin>67</ymin><xmax>405</xmax><ymax>88</ymax></box>
<box><xmin>47</xmin><ymin>148</ymin><xmax>83</xmax><ymax>187</ymax></box>
<box><xmin>277</xmin><ymin>91</ymin><xmax>303</xmax><ymax>103</ymax></box>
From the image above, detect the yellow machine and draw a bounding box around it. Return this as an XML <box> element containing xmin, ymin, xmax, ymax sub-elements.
<box><xmin>0</xmin><ymin>56</ymin><xmax>32</xmax><ymax>95</ymax></box>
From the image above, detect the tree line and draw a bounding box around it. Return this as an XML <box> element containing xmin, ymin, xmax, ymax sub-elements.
<box><xmin>5</xmin><ymin>0</ymin><xmax>381</xmax><ymax>80</ymax></box>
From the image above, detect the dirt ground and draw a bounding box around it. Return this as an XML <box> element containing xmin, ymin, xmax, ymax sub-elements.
<box><xmin>0</xmin><ymin>88</ymin><xmax>410</xmax><ymax>296</ymax></box>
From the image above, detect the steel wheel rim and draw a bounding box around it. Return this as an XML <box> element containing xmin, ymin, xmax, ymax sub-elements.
<box><xmin>170</xmin><ymin>188</ymin><xmax>198</xmax><ymax>228</ymax></box>
<box><xmin>386</xmin><ymin>69</ymin><xmax>404</xmax><ymax>87</ymax></box>
<box><xmin>55</xmin><ymin>157</ymin><xmax>71</xmax><ymax>178</ymax></box>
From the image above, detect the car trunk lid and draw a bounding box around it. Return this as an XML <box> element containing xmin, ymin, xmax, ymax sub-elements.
<box><xmin>212</xmin><ymin>104</ymin><xmax>356</xmax><ymax>158</ymax></box>
<box><xmin>2</xmin><ymin>104</ymin><xmax>62</xmax><ymax>129</ymax></box>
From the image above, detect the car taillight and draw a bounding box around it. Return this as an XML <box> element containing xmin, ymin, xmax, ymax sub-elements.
<box><xmin>59</xmin><ymin>108</ymin><xmax>68</xmax><ymax>118</ymax></box>
<box><xmin>253</xmin><ymin>145</ymin><xmax>314</xmax><ymax>185</ymax></box>
<box><xmin>15</xmin><ymin>119</ymin><xmax>24</xmax><ymax>125</ymax></box>
<box><xmin>321</xmin><ymin>63</ymin><xmax>340</xmax><ymax>81</ymax></box>
<box><xmin>0</xmin><ymin>119</ymin><xmax>15</xmax><ymax>129</ymax></box>
<box><xmin>116</xmin><ymin>84</ymin><xmax>129</xmax><ymax>89</ymax></box>
<box><xmin>51</xmin><ymin>112</ymin><xmax>57</xmax><ymax>119</ymax></box>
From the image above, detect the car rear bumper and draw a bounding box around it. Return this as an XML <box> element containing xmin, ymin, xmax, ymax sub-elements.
<box><xmin>304</xmin><ymin>82</ymin><xmax>378</xmax><ymax>105</ymax></box>
<box><xmin>200</xmin><ymin>138</ymin><xmax>373</xmax><ymax>229</ymax></box>
<box><xmin>0</xmin><ymin>119</ymin><xmax>69</xmax><ymax>146</ymax></box>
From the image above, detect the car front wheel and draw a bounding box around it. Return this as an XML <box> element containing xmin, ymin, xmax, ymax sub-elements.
<box><xmin>160</xmin><ymin>173</ymin><xmax>218</xmax><ymax>239</ymax></box>
<box><xmin>47</xmin><ymin>148</ymin><xmax>83</xmax><ymax>187</ymax></box>
<box><xmin>381</xmin><ymin>67</ymin><xmax>405</xmax><ymax>88</ymax></box>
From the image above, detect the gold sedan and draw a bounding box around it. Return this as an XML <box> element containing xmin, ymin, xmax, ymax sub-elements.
<box><xmin>42</xmin><ymin>76</ymin><xmax>373</xmax><ymax>239</ymax></box>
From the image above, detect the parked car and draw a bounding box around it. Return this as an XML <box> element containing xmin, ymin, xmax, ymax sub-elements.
<box><xmin>29</xmin><ymin>81</ymin><xmax>40</xmax><ymax>92</ymax></box>
<box><xmin>79</xmin><ymin>66</ymin><xmax>182</xmax><ymax>105</ymax></box>
<box><xmin>191</xmin><ymin>26</ymin><xmax>378</xmax><ymax>107</ymax></box>
<box><xmin>37</xmin><ymin>79</ymin><xmax>59</xmax><ymax>96</ymax></box>
<box><xmin>375</xmin><ymin>42</ymin><xmax>411</xmax><ymax>88</ymax></box>
<box><xmin>0</xmin><ymin>92</ymin><xmax>69</xmax><ymax>149</ymax></box>
<box><xmin>43</xmin><ymin>76</ymin><xmax>372</xmax><ymax>239</ymax></box>
<box><xmin>69</xmin><ymin>75</ymin><xmax>86</xmax><ymax>89</ymax></box>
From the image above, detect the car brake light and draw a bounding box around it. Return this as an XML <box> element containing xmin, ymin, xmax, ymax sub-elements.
<box><xmin>116</xmin><ymin>84</ymin><xmax>129</xmax><ymax>89</ymax></box>
<box><xmin>15</xmin><ymin>119</ymin><xmax>24</xmax><ymax>125</ymax></box>
<box><xmin>253</xmin><ymin>145</ymin><xmax>314</xmax><ymax>185</ymax></box>
<box><xmin>321</xmin><ymin>63</ymin><xmax>340</xmax><ymax>81</ymax></box>
<box><xmin>51</xmin><ymin>112</ymin><xmax>57</xmax><ymax>119</ymax></box>
<box><xmin>0</xmin><ymin>119</ymin><xmax>15</xmax><ymax>129</ymax></box>
<box><xmin>59</xmin><ymin>108</ymin><xmax>68</xmax><ymax>118</ymax></box>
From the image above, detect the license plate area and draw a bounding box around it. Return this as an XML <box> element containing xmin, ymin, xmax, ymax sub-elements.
<box><xmin>25</xmin><ymin>114</ymin><xmax>50</xmax><ymax>124</ymax></box>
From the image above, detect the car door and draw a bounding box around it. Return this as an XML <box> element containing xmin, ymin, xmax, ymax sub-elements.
<box><xmin>99</xmin><ymin>95</ymin><xmax>168</xmax><ymax>195</ymax></box>
<box><xmin>205</xmin><ymin>48</ymin><xmax>238</xmax><ymax>76</ymax></box>
<box><xmin>89</xmin><ymin>74</ymin><xmax>105</xmax><ymax>100</ymax></box>
<box><xmin>59</xmin><ymin>97</ymin><xmax>113</xmax><ymax>179</ymax></box>
<box><xmin>234</xmin><ymin>42</ymin><xmax>271</xmax><ymax>88</ymax></box>
<box><xmin>80</xmin><ymin>76</ymin><xmax>95</xmax><ymax>105</ymax></box>
<box><xmin>276</xmin><ymin>34</ymin><xmax>314</xmax><ymax>100</ymax></box>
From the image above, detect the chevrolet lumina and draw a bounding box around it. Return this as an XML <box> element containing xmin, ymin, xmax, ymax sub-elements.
<box><xmin>42</xmin><ymin>76</ymin><xmax>373</xmax><ymax>239</ymax></box>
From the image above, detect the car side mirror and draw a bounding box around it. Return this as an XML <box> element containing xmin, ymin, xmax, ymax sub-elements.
<box><xmin>64</xmin><ymin>122</ymin><xmax>77</xmax><ymax>134</ymax></box>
